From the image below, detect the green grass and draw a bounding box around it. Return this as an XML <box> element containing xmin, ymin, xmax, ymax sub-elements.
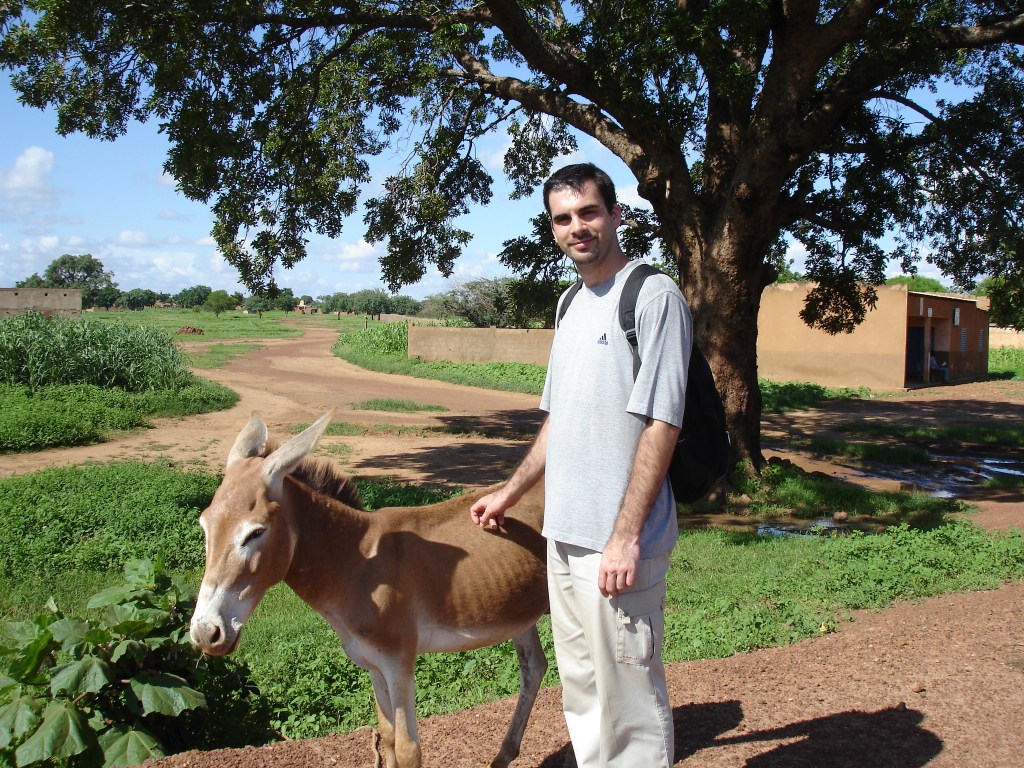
<box><xmin>89</xmin><ymin>308</ymin><xmax>306</xmax><ymax>340</ymax></box>
<box><xmin>333</xmin><ymin>323</ymin><xmax>549</xmax><ymax>395</ymax></box>
<box><xmin>759</xmin><ymin>380</ymin><xmax>874</xmax><ymax>413</ymax></box>
<box><xmin>0</xmin><ymin>379</ymin><xmax>239</xmax><ymax>452</ymax></box>
<box><xmin>835</xmin><ymin>422</ymin><xmax>1024</xmax><ymax>448</ymax></box>
<box><xmin>664</xmin><ymin>521</ymin><xmax>1024</xmax><ymax>659</ymax></box>
<box><xmin>802</xmin><ymin>437</ymin><xmax>933</xmax><ymax>464</ymax></box>
<box><xmin>732</xmin><ymin>462</ymin><xmax>962</xmax><ymax>526</ymax></box>
<box><xmin>351</xmin><ymin>398</ymin><xmax>449</xmax><ymax>413</ymax></box>
<box><xmin>184</xmin><ymin>342</ymin><xmax>262</xmax><ymax>368</ymax></box>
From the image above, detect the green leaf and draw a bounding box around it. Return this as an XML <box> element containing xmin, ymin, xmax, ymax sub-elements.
<box><xmin>48</xmin><ymin>618</ymin><xmax>111</xmax><ymax>650</ymax></box>
<box><xmin>6</xmin><ymin>631</ymin><xmax>53</xmax><ymax>685</ymax></box>
<box><xmin>14</xmin><ymin>700</ymin><xmax>96</xmax><ymax>766</ymax></box>
<box><xmin>109</xmin><ymin>641</ymin><xmax>146</xmax><ymax>666</ymax></box>
<box><xmin>124</xmin><ymin>560</ymin><xmax>156</xmax><ymax>587</ymax></box>
<box><xmin>128</xmin><ymin>673</ymin><xmax>205</xmax><ymax>716</ymax></box>
<box><xmin>0</xmin><ymin>676</ymin><xmax>17</xmax><ymax>698</ymax></box>
<box><xmin>0</xmin><ymin>696</ymin><xmax>42</xmax><ymax>749</ymax></box>
<box><xmin>86</xmin><ymin>586</ymin><xmax>134</xmax><ymax>610</ymax></box>
<box><xmin>49</xmin><ymin>657</ymin><xmax>112</xmax><ymax>698</ymax></box>
<box><xmin>98</xmin><ymin>725</ymin><xmax>164</xmax><ymax>767</ymax></box>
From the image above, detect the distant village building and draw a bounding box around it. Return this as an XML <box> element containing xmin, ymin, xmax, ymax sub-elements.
<box><xmin>294</xmin><ymin>299</ymin><xmax>320</xmax><ymax>314</ymax></box>
<box><xmin>758</xmin><ymin>283</ymin><xmax>988</xmax><ymax>390</ymax></box>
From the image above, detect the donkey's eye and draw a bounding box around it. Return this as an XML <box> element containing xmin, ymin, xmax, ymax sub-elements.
<box><xmin>242</xmin><ymin>527</ymin><xmax>266</xmax><ymax>546</ymax></box>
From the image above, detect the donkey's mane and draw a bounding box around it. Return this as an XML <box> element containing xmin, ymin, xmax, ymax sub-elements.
<box><xmin>263</xmin><ymin>436</ymin><xmax>363</xmax><ymax>510</ymax></box>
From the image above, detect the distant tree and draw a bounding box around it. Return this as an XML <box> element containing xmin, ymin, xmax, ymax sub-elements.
<box><xmin>507</xmin><ymin>278</ymin><xmax>565</xmax><ymax>328</ymax></box>
<box><xmin>886</xmin><ymin>275</ymin><xmax>949</xmax><ymax>293</ymax></box>
<box><xmin>231</xmin><ymin>291</ymin><xmax>245</xmax><ymax>306</ymax></box>
<box><xmin>202</xmin><ymin>290</ymin><xmax>236</xmax><ymax>316</ymax></box>
<box><xmin>388</xmin><ymin>295</ymin><xmax>421</xmax><ymax>317</ymax></box>
<box><xmin>319</xmin><ymin>292</ymin><xmax>355</xmax><ymax>318</ymax></box>
<box><xmin>16</xmin><ymin>254</ymin><xmax>118</xmax><ymax>309</ymax></box>
<box><xmin>350</xmin><ymin>289</ymin><xmax>391</xmax><ymax>319</ymax></box>
<box><xmin>242</xmin><ymin>295</ymin><xmax>273</xmax><ymax>318</ymax></box>
<box><xmin>273</xmin><ymin>288</ymin><xmax>298</xmax><ymax>312</ymax></box>
<box><xmin>92</xmin><ymin>286</ymin><xmax>121</xmax><ymax>310</ymax></box>
<box><xmin>416</xmin><ymin>294</ymin><xmax>448</xmax><ymax>320</ymax></box>
<box><xmin>440</xmin><ymin>278</ymin><xmax>519</xmax><ymax>329</ymax></box>
<box><xmin>774</xmin><ymin>260</ymin><xmax>806</xmax><ymax>284</ymax></box>
<box><xmin>174</xmin><ymin>285</ymin><xmax>212</xmax><ymax>309</ymax></box>
<box><xmin>978</xmin><ymin>274</ymin><xmax>1024</xmax><ymax>331</ymax></box>
<box><xmin>117</xmin><ymin>288</ymin><xmax>159</xmax><ymax>311</ymax></box>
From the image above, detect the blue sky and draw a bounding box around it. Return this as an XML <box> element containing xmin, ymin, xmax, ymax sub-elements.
<box><xmin>2</xmin><ymin>76</ymin><xmax>939</xmax><ymax>301</ymax></box>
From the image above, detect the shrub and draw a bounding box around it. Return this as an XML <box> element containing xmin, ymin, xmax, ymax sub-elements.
<box><xmin>0</xmin><ymin>313</ymin><xmax>189</xmax><ymax>392</ymax></box>
<box><xmin>0</xmin><ymin>560</ymin><xmax>274</xmax><ymax>768</ymax></box>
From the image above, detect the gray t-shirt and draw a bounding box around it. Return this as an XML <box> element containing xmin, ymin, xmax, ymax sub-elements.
<box><xmin>540</xmin><ymin>261</ymin><xmax>691</xmax><ymax>558</ymax></box>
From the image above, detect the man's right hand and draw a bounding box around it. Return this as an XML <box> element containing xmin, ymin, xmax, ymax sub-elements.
<box><xmin>470</xmin><ymin>491</ymin><xmax>512</xmax><ymax>531</ymax></box>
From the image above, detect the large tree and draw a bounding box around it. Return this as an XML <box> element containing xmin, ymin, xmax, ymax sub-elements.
<box><xmin>3</xmin><ymin>2</ymin><xmax>1023</xmax><ymax>464</ymax></box>
<box><xmin>15</xmin><ymin>254</ymin><xmax>118</xmax><ymax>309</ymax></box>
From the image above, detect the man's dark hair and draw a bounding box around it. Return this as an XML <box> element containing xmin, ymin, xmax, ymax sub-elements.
<box><xmin>543</xmin><ymin>163</ymin><xmax>617</xmax><ymax>215</ymax></box>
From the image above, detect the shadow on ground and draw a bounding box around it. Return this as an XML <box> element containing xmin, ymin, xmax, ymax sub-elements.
<box><xmin>536</xmin><ymin>701</ymin><xmax>942</xmax><ymax>767</ymax></box>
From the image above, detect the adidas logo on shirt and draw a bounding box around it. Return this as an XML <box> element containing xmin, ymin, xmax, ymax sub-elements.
<box><xmin>597</xmin><ymin>333</ymin><xmax>608</xmax><ymax>345</ymax></box>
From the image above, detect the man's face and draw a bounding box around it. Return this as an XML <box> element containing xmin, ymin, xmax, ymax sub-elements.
<box><xmin>547</xmin><ymin>180</ymin><xmax>622</xmax><ymax>269</ymax></box>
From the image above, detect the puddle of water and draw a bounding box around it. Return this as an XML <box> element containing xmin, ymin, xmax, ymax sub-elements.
<box><xmin>765</xmin><ymin>442</ymin><xmax>1024</xmax><ymax>499</ymax></box>
<box><xmin>757</xmin><ymin>518</ymin><xmax>851</xmax><ymax>538</ymax></box>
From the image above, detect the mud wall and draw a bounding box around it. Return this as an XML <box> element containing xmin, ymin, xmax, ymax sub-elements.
<box><xmin>0</xmin><ymin>288</ymin><xmax>82</xmax><ymax>319</ymax></box>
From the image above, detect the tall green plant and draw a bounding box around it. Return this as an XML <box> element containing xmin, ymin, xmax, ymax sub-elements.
<box><xmin>0</xmin><ymin>313</ymin><xmax>188</xmax><ymax>392</ymax></box>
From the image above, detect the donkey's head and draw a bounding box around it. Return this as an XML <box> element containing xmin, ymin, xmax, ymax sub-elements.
<box><xmin>190</xmin><ymin>412</ymin><xmax>332</xmax><ymax>655</ymax></box>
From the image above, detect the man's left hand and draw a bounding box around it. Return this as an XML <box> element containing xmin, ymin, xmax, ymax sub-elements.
<box><xmin>598</xmin><ymin>538</ymin><xmax>640</xmax><ymax>597</ymax></box>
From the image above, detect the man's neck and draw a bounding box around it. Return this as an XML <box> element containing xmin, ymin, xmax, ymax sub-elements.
<box><xmin>578</xmin><ymin>251</ymin><xmax>630</xmax><ymax>288</ymax></box>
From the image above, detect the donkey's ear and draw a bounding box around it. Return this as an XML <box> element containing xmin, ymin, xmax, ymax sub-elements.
<box><xmin>227</xmin><ymin>413</ymin><xmax>269</xmax><ymax>467</ymax></box>
<box><xmin>262</xmin><ymin>411</ymin><xmax>335</xmax><ymax>490</ymax></box>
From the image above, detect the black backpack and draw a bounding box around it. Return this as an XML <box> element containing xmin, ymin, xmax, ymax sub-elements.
<box><xmin>556</xmin><ymin>263</ymin><xmax>731</xmax><ymax>503</ymax></box>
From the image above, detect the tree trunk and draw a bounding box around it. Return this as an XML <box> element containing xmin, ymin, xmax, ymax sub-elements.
<box><xmin>650</xmin><ymin>193</ymin><xmax>771</xmax><ymax>471</ymax></box>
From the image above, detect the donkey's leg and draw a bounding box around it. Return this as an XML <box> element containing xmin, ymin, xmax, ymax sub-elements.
<box><xmin>492</xmin><ymin>624</ymin><xmax>548</xmax><ymax>768</ymax></box>
<box><xmin>379</xmin><ymin>654</ymin><xmax>422</xmax><ymax>768</ymax></box>
<box><xmin>368</xmin><ymin>669</ymin><xmax>399</xmax><ymax>768</ymax></box>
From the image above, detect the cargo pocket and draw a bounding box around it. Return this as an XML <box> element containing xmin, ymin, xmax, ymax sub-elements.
<box><xmin>614</xmin><ymin>582</ymin><xmax>664</xmax><ymax>667</ymax></box>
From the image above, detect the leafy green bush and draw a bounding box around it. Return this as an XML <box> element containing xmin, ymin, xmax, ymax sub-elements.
<box><xmin>989</xmin><ymin>346</ymin><xmax>1024</xmax><ymax>380</ymax></box>
<box><xmin>0</xmin><ymin>463</ymin><xmax>214</xmax><ymax>583</ymax></box>
<box><xmin>0</xmin><ymin>314</ymin><xmax>189</xmax><ymax>392</ymax></box>
<box><xmin>0</xmin><ymin>560</ymin><xmax>273</xmax><ymax>768</ymax></box>
<box><xmin>337</xmin><ymin>322</ymin><xmax>409</xmax><ymax>356</ymax></box>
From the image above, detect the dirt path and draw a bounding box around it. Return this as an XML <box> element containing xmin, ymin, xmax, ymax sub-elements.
<box><xmin>4</xmin><ymin>322</ymin><xmax>1023</xmax><ymax>768</ymax></box>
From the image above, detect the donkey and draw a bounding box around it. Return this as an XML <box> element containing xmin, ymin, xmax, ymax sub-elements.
<box><xmin>190</xmin><ymin>412</ymin><xmax>548</xmax><ymax>768</ymax></box>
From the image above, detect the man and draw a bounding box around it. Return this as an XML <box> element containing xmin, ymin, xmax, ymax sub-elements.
<box><xmin>471</xmin><ymin>162</ymin><xmax>691</xmax><ymax>767</ymax></box>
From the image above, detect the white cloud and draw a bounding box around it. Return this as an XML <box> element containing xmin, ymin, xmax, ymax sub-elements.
<box><xmin>0</xmin><ymin>147</ymin><xmax>58</xmax><ymax>217</ymax></box>
<box><xmin>116</xmin><ymin>230</ymin><xmax>152</xmax><ymax>247</ymax></box>
<box><xmin>157</xmin><ymin>208</ymin><xmax>187</xmax><ymax>221</ymax></box>
<box><xmin>157</xmin><ymin>171</ymin><xmax>177</xmax><ymax>187</ymax></box>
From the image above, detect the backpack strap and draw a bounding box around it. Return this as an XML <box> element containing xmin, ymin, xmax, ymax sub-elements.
<box><xmin>555</xmin><ymin>279</ymin><xmax>584</xmax><ymax>328</ymax></box>
<box><xmin>618</xmin><ymin>263</ymin><xmax>663</xmax><ymax>378</ymax></box>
